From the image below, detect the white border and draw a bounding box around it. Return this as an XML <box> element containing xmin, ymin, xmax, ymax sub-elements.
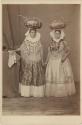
<box><xmin>1</xmin><ymin>0</ymin><xmax>82</xmax><ymax>4</ymax></box>
<box><xmin>0</xmin><ymin>1</ymin><xmax>82</xmax><ymax>125</ymax></box>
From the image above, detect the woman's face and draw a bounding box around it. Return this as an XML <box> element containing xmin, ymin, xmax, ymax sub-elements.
<box><xmin>54</xmin><ymin>30</ymin><xmax>61</xmax><ymax>39</ymax></box>
<box><xmin>29</xmin><ymin>29</ymin><xmax>36</xmax><ymax>38</ymax></box>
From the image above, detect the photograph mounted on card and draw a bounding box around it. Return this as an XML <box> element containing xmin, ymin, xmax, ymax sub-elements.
<box><xmin>2</xmin><ymin>3</ymin><xmax>80</xmax><ymax>116</ymax></box>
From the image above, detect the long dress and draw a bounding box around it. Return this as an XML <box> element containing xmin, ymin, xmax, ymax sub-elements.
<box><xmin>18</xmin><ymin>32</ymin><xmax>45</xmax><ymax>97</ymax></box>
<box><xmin>45</xmin><ymin>40</ymin><xmax>76</xmax><ymax>97</ymax></box>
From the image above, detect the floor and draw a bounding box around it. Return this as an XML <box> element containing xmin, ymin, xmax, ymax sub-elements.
<box><xmin>2</xmin><ymin>83</ymin><xmax>80</xmax><ymax>115</ymax></box>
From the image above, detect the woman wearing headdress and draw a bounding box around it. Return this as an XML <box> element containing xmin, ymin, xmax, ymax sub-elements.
<box><xmin>45</xmin><ymin>19</ymin><xmax>76</xmax><ymax>97</ymax></box>
<box><xmin>8</xmin><ymin>17</ymin><xmax>45</xmax><ymax>97</ymax></box>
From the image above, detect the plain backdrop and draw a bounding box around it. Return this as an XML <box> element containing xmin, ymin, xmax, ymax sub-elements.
<box><xmin>2</xmin><ymin>4</ymin><xmax>80</xmax><ymax>97</ymax></box>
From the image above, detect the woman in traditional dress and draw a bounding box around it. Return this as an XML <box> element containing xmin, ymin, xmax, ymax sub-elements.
<box><xmin>8</xmin><ymin>17</ymin><xmax>45</xmax><ymax>97</ymax></box>
<box><xmin>45</xmin><ymin>19</ymin><xmax>76</xmax><ymax>97</ymax></box>
<box><xmin>19</xmin><ymin>18</ymin><xmax>45</xmax><ymax>97</ymax></box>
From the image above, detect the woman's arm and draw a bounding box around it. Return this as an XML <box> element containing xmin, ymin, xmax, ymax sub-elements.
<box><xmin>8</xmin><ymin>47</ymin><xmax>20</xmax><ymax>53</ymax></box>
<box><xmin>40</xmin><ymin>47</ymin><xmax>44</xmax><ymax>64</ymax></box>
<box><xmin>61</xmin><ymin>41</ymin><xmax>70</xmax><ymax>63</ymax></box>
<box><xmin>14</xmin><ymin>47</ymin><xmax>21</xmax><ymax>55</ymax></box>
<box><xmin>15</xmin><ymin>47</ymin><xmax>21</xmax><ymax>52</ymax></box>
<box><xmin>44</xmin><ymin>47</ymin><xmax>50</xmax><ymax>65</ymax></box>
<box><xmin>61</xmin><ymin>51</ymin><xmax>70</xmax><ymax>63</ymax></box>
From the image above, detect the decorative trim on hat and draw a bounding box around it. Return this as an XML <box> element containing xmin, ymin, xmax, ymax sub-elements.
<box><xmin>18</xmin><ymin>15</ymin><xmax>42</xmax><ymax>29</ymax></box>
<box><xmin>50</xmin><ymin>19</ymin><xmax>66</xmax><ymax>29</ymax></box>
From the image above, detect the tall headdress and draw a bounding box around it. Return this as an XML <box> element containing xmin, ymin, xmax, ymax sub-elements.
<box><xmin>50</xmin><ymin>19</ymin><xmax>66</xmax><ymax>30</ymax></box>
<box><xmin>50</xmin><ymin>19</ymin><xmax>66</xmax><ymax>42</ymax></box>
<box><xmin>18</xmin><ymin>15</ymin><xmax>42</xmax><ymax>29</ymax></box>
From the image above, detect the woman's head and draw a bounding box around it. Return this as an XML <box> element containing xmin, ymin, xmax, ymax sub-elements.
<box><xmin>50</xmin><ymin>19</ymin><xmax>66</xmax><ymax>41</ymax></box>
<box><xmin>50</xmin><ymin>29</ymin><xmax>65</xmax><ymax>42</ymax></box>
<box><xmin>54</xmin><ymin>29</ymin><xmax>61</xmax><ymax>39</ymax></box>
<box><xmin>29</xmin><ymin>28</ymin><xmax>36</xmax><ymax>38</ymax></box>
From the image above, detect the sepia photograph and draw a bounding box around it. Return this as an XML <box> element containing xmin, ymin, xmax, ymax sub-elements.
<box><xmin>2</xmin><ymin>4</ymin><xmax>80</xmax><ymax>116</ymax></box>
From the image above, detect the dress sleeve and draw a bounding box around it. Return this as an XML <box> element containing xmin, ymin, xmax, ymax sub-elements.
<box><xmin>39</xmin><ymin>43</ymin><xmax>43</xmax><ymax>62</ymax></box>
<box><xmin>40</xmin><ymin>46</ymin><xmax>43</xmax><ymax>58</ymax></box>
<box><xmin>45</xmin><ymin>46</ymin><xmax>51</xmax><ymax>64</ymax></box>
<box><xmin>63</xmin><ymin>41</ymin><xmax>70</xmax><ymax>53</ymax></box>
<box><xmin>61</xmin><ymin>41</ymin><xmax>71</xmax><ymax>62</ymax></box>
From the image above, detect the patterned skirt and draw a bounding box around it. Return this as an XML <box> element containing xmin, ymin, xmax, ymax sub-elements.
<box><xmin>19</xmin><ymin>59</ymin><xmax>45</xmax><ymax>97</ymax></box>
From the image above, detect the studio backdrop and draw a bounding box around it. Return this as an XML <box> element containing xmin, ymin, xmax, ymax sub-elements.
<box><xmin>2</xmin><ymin>4</ymin><xmax>80</xmax><ymax>97</ymax></box>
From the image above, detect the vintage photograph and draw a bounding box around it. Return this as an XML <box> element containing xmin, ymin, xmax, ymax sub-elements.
<box><xmin>2</xmin><ymin>4</ymin><xmax>80</xmax><ymax>115</ymax></box>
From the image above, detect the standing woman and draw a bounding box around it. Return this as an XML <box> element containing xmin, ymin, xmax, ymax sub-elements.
<box><xmin>45</xmin><ymin>19</ymin><xmax>76</xmax><ymax>97</ymax></box>
<box><xmin>19</xmin><ymin>18</ymin><xmax>45</xmax><ymax>97</ymax></box>
<box><xmin>9</xmin><ymin>17</ymin><xmax>45</xmax><ymax>97</ymax></box>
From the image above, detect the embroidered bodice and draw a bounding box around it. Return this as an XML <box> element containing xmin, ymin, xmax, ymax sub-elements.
<box><xmin>20</xmin><ymin>39</ymin><xmax>42</xmax><ymax>55</ymax></box>
<box><xmin>48</xmin><ymin>40</ymin><xmax>69</xmax><ymax>59</ymax></box>
<box><xmin>19</xmin><ymin>32</ymin><xmax>43</xmax><ymax>63</ymax></box>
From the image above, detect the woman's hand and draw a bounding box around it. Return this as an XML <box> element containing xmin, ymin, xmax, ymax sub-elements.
<box><xmin>8</xmin><ymin>50</ymin><xmax>15</xmax><ymax>55</ymax></box>
<box><xmin>61</xmin><ymin>56</ymin><xmax>66</xmax><ymax>63</ymax></box>
<box><xmin>61</xmin><ymin>54</ymin><xmax>67</xmax><ymax>63</ymax></box>
<box><xmin>42</xmin><ymin>61</ymin><xmax>47</xmax><ymax>68</ymax></box>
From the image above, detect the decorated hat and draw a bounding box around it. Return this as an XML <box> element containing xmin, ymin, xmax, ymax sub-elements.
<box><xmin>18</xmin><ymin>15</ymin><xmax>42</xmax><ymax>29</ymax></box>
<box><xmin>50</xmin><ymin>19</ymin><xmax>66</xmax><ymax>29</ymax></box>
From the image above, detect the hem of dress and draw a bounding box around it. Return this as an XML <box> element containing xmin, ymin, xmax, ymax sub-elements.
<box><xmin>19</xmin><ymin>83</ymin><xmax>45</xmax><ymax>97</ymax></box>
<box><xmin>45</xmin><ymin>83</ymin><xmax>76</xmax><ymax>97</ymax></box>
